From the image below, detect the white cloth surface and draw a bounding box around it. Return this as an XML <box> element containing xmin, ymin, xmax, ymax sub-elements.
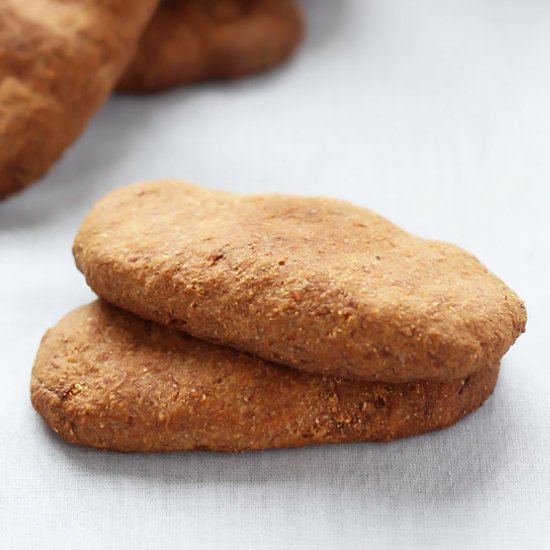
<box><xmin>1</xmin><ymin>0</ymin><xmax>549</xmax><ymax>548</ymax></box>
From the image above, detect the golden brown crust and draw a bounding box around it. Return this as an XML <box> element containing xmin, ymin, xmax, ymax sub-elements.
<box><xmin>31</xmin><ymin>301</ymin><xmax>500</xmax><ymax>452</ymax></box>
<box><xmin>116</xmin><ymin>0</ymin><xmax>304</xmax><ymax>93</ymax></box>
<box><xmin>0</xmin><ymin>0</ymin><xmax>159</xmax><ymax>200</ymax></box>
<box><xmin>73</xmin><ymin>180</ymin><xmax>527</xmax><ymax>383</ymax></box>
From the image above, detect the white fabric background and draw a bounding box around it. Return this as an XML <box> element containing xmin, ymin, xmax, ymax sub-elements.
<box><xmin>1</xmin><ymin>0</ymin><xmax>549</xmax><ymax>548</ymax></box>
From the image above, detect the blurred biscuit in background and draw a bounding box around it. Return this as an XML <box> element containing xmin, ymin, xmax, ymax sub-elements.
<box><xmin>0</xmin><ymin>0</ymin><xmax>159</xmax><ymax>199</ymax></box>
<box><xmin>117</xmin><ymin>0</ymin><xmax>304</xmax><ymax>93</ymax></box>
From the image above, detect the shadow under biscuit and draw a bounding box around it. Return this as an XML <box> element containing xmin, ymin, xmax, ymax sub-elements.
<box><xmin>36</xmin><ymin>373</ymin><xmax>512</xmax><ymax>506</ymax></box>
<box><xmin>298</xmin><ymin>0</ymin><xmax>352</xmax><ymax>52</ymax></box>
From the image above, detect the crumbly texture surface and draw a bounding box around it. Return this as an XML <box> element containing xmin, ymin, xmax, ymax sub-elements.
<box><xmin>73</xmin><ymin>180</ymin><xmax>526</xmax><ymax>383</ymax></box>
<box><xmin>31</xmin><ymin>301</ymin><xmax>500</xmax><ymax>452</ymax></box>
<box><xmin>0</xmin><ymin>0</ymin><xmax>159</xmax><ymax>200</ymax></box>
<box><xmin>116</xmin><ymin>0</ymin><xmax>303</xmax><ymax>93</ymax></box>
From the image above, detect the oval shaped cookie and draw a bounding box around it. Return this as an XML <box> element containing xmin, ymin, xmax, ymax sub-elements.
<box><xmin>73</xmin><ymin>180</ymin><xmax>526</xmax><ymax>383</ymax></box>
<box><xmin>31</xmin><ymin>301</ymin><xmax>500</xmax><ymax>452</ymax></box>
<box><xmin>117</xmin><ymin>0</ymin><xmax>304</xmax><ymax>93</ymax></box>
<box><xmin>0</xmin><ymin>0</ymin><xmax>159</xmax><ymax>199</ymax></box>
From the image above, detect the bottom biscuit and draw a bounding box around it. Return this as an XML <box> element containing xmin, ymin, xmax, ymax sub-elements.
<box><xmin>31</xmin><ymin>301</ymin><xmax>499</xmax><ymax>452</ymax></box>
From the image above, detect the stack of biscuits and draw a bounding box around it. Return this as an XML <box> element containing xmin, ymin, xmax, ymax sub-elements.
<box><xmin>0</xmin><ymin>0</ymin><xmax>304</xmax><ymax>199</ymax></box>
<box><xmin>31</xmin><ymin>180</ymin><xmax>527</xmax><ymax>452</ymax></box>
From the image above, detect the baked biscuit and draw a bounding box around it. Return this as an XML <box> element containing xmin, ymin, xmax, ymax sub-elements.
<box><xmin>117</xmin><ymin>0</ymin><xmax>304</xmax><ymax>93</ymax></box>
<box><xmin>0</xmin><ymin>0</ymin><xmax>159</xmax><ymax>199</ymax></box>
<box><xmin>31</xmin><ymin>301</ymin><xmax>500</xmax><ymax>452</ymax></box>
<box><xmin>73</xmin><ymin>180</ymin><xmax>527</xmax><ymax>383</ymax></box>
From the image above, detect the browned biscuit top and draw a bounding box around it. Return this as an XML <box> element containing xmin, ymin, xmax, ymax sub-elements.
<box><xmin>73</xmin><ymin>180</ymin><xmax>526</xmax><ymax>383</ymax></box>
<box><xmin>116</xmin><ymin>0</ymin><xmax>304</xmax><ymax>93</ymax></box>
<box><xmin>0</xmin><ymin>0</ymin><xmax>159</xmax><ymax>199</ymax></box>
<box><xmin>31</xmin><ymin>301</ymin><xmax>500</xmax><ymax>452</ymax></box>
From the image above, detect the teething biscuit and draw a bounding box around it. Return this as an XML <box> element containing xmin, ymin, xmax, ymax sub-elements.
<box><xmin>73</xmin><ymin>180</ymin><xmax>526</xmax><ymax>383</ymax></box>
<box><xmin>117</xmin><ymin>0</ymin><xmax>304</xmax><ymax>93</ymax></box>
<box><xmin>31</xmin><ymin>301</ymin><xmax>500</xmax><ymax>452</ymax></box>
<box><xmin>0</xmin><ymin>0</ymin><xmax>159</xmax><ymax>199</ymax></box>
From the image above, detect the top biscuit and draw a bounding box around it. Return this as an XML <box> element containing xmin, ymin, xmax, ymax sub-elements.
<box><xmin>0</xmin><ymin>0</ymin><xmax>159</xmax><ymax>199</ymax></box>
<box><xmin>73</xmin><ymin>180</ymin><xmax>526</xmax><ymax>383</ymax></box>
